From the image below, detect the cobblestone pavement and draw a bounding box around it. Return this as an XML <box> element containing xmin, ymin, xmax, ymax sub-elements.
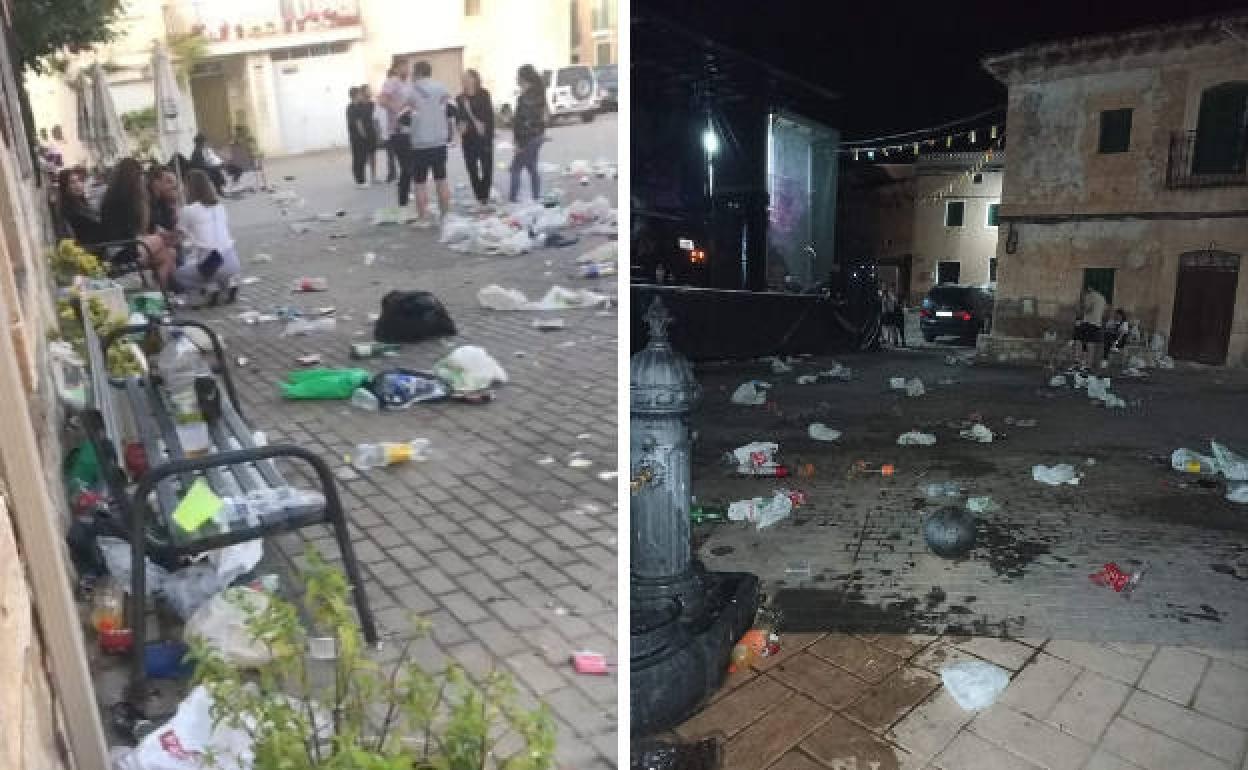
<box><xmin>690</xmin><ymin>347</ymin><xmax>1248</xmax><ymax>648</ymax></box>
<box><xmin>670</xmin><ymin>631</ymin><xmax>1248</xmax><ymax>770</ymax></box>
<box><xmin>183</xmin><ymin>117</ymin><xmax>619</xmax><ymax>768</ymax></box>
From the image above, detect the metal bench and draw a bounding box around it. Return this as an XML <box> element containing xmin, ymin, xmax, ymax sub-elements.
<box><xmin>78</xmin><ymin>307</ymin><xmax>377</xmax><ymax>701</ymax></box>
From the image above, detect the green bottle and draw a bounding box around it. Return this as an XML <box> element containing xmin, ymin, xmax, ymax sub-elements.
<box><xmin>690</xmin><ymin>505</ymin><xmax>727</xmax><ymax>524</ymax></box>
<box><xmin>350</xmin><ymin>342</ymin><xmax>400</xmax><ymax>359</ymax></box>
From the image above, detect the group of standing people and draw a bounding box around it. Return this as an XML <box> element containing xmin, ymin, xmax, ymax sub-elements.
<box><xmin>58</xmin><ymin>159</ymin><xmax>240</xmax><ymax>302</ymax></box>
<box><xmin>349</xmin><ymin>58</ymin><xmax>551</xmax><ymax>221</ymax></box>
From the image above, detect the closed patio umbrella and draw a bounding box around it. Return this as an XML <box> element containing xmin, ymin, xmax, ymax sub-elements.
<box><xmin>87</xmin><ymin>61</ymin><xmax>128</xmax><ymax>167</ymax></box>
<box><xmin>152</xmin><ymin>43</ymin><xmax>186</xmax><ymax>199</ymax></box>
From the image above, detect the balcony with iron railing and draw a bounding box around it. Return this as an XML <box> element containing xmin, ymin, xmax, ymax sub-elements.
<box><xmin>163</xmin><ymin>0</ymin><xmax>363</xmax><ymax>57</ymax></box>
<box><xmin>1166</xmin><ymin>130</ymin><xmax>1248</xmax><ymax>189</ymax></box>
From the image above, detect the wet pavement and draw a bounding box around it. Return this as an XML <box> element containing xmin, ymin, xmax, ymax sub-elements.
<box><xmin>689</xmin><ymin>345</ymin><xmax>1248</xmax><ymax>647</ymax></box>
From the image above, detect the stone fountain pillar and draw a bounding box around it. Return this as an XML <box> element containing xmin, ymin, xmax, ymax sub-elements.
<box><xmin>630</xmin><ymin>298</ymin><xmax>759</xmax><ymax>736</ymax></box>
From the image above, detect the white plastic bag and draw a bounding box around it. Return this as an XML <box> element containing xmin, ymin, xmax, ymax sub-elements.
<box><xmin>1049</xmin><ymin>375</ymin><xmax>1067</xmax><ymax>388</ymax></box>
<box><xmin>1033</xmin><ymin>464</ymin><xmax>1080</xmax><ymax>486</ymax></box>
<box><xmin>730</xmin><ymin>381</ymin><xmax>769</xmax><ymax>405</ymax></box>
<box><xmin>477</xmin><ymin>285</ymin><xmax>530</xmax><ymax>311</ymax></box>
<box><xmin>808</xmin><ymin>423</ymin><xmax>841</xmax><ymax>442</ymax></box>
<box><xmin>820</xmin><ymin>363</ymin><xmax>852</xmax><ymax>381</ymax></box>
<box><xmin>959</xmin><ymin>424</ymin><xmax>994</xmax><ymax>443</ymax></box>
<box><xmin>731</xmin><ymin>441</ymin><xmax>779</xmax><ymax>470</ymax></box>
<box><xmin>112</xmin><ymin>686</ymin><xmax>254</xmax><ymax>770</ymax></box>
<box><xmin>1172</xmin><ymin>448</ymin><xmax>1217</xmax><ymax>475</ymax></box>
<box><xmin>727</xmin><ymin>492</ymin><xmax>792</xmax><ymax>530</ymax></box>
<box><xmin>906</xmin><ymin>378</ymin><xmax>926</xmax><ymax>397</ymax></box>
<box><xmin>576</xmin><ymin>241</ymin><xmax>617</xmax><ymax>264</ymax></box>
<box><xmin>889</xmin><ymin>377</ymin><xmax>907</xmax><ymax>390</ymax></box>
<box><xmin>1227</xmin><ymin>482</ymin><xmax>1248</xmax><ymax>504</ymax></box>
<box><xmin>439</xmin><ymin>215</ymin><xmax>474</xmax><ymax>245</ymax></box>
<box><xmin>99</xmin><ymin>537</ymin><xmax>169</xmax><ymax>597</ymax></box>
<box><xmin>184</xmin><ymin>587</ymin><xmax>274</xmax><ymax>668</ymax></box>
<box><xmin>768</xmin><ymin>356</ymin><xmax>793</xmax><ymax>374</ymax></box>
<box><xmin>941</xmin><ymin>661</ymin><xmax>1010</xmax><ymax>711</ymax></box>
<box><xmin>1211</xmin><ymin>441</ymin><xmax>1248</xmax><ymax>481</ymax></box>
<box><xmin>434</xmin><ymin>346</ymin><xmax>508</xmax><ymax>393</ymax></box>
<box><xmin>897</xmin><ymin>431</ymin><xmax>937</xmax><ymax>446</ymax></box>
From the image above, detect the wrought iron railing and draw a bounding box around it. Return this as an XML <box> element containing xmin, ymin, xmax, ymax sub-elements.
<box><xmin>1166</xmin><ymin>130</ymin><xmax>1248</xmax><ymax>189</ymax></box>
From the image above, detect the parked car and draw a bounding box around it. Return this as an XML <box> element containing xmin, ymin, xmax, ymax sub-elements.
<box><xmin>919</xmin><ymin>284</ymin><xmax>994</xmax><ymax>345</ymax></box>
<box><xmin>497</xmin><ymin>65</ymin><xmax>600</xmax><ymax>127</ymax></box>
<box><xmin>594</xmin><ymin>64</ymin><xmax>618</xmax><ymax>111</ymax></box>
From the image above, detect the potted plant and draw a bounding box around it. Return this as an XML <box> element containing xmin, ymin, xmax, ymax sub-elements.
<box><xmin>186</xmin><ymin>551</ymin><xmax>558</xmax><ymax>770</ymax></box>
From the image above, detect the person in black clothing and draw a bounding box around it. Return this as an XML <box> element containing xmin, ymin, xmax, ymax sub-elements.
<box><xmin>358</xmin><ymin>85</ymin><xmax>382</xmax><ymax>184</ymax></box>
<box><xmin>509</xmin><ymin>64</ymin><xmax>548</xmax><ymax>203</ymax></box>
<box><xmin>57</xmin><ymin>167</ymin><xmax>106</xmax><ymax>247</ymax></box>
<box><xmin>346</xmin><ymin>86</ymin><xmax>373</xmax><ymax>188</ymax></box>
<box><xmin>455</xmin><ymin>69</ymin><xmax>494</xmax><ymax>207</ymax></box>
<box><xmin>147</xmin><ymin>165</ymin><xmax>179</xmax><ymax>232</ymax></box>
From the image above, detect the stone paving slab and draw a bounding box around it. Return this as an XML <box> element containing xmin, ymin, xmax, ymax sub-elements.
<box><xmin>185</xmin><ymin>125</ymin><xmax>619</xmax><ymax>769</ymax></box>
<box><xmin>672</xmin><ymin>632</ymin><xmax>1248</xmax><ymax>770</ymax></box>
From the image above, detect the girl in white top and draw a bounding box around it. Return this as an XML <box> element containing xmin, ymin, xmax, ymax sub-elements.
<box><xmin>175</xmin><ymin>169</ymin><xmax>241</xmax><ymax>304</ymax></box>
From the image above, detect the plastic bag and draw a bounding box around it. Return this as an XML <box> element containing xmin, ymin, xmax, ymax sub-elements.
<box><xmin>477</xmin><ymin>285</ymin><xmax>531</xmax><ymax>311</ymax></box>
<box><xmin>731</xmin><ymin>381</ymin><xmax>769</xmax><ymax>405</ymax></box>
<box><xmin>1227</xmin><ymin>482</ymin><xmax>1248</xmax><ymax>504</ymax></box>
<box><xmin>1211</xmin><ymin>441</ymin><xmax>1248</xmax><ymax>481</ymax></box>
<box><xmin>768</xmin><ymin>357</ymin><xmax>793</xmax><ymax>374</ymax></box>
<box><xmin>1171</xmin><ymin>448</ymin><xmax>1217</xmax><ymax>475</ymax></box>
<box><xmin>576</xmin><ymin>241</ymin><xmax>618</xmax><ymax>264</ymax></box>
<box><xmin>99</xmin><ymin>537</ymin><xmax>169</xmax><ymax>597</ymax></box>
<box><xmin>439</xmin><ymin>215</ymin><xmax>475</xmax><ymax>245</ymax></box>
<box><xmin>280</xmin><ymin>368</ymin><xmax>371</xmax><ymax>400</ymax></box>
<box><xmin>369</xmin><ymin>369</ymin><xmax>452</xmax><ymax>408</ymax></box>
<box><xmin>433</xmin><ymin>346</ymin><xmax>507</xmax><ymax>393</ymax></box>
<box><xmin>808</xmin><ymin>423</ymin><xmax>841</xmax><ymax>442</ymax></box>
<box><xmin>959</xmin><ymin>424</ymin><xmax>994</xmax><ymax>443</ymax></box>
<box><xmin>184</xmin><ymin>587</ymin><xmax>274</xmax><ymax>668</ymax></box>
<box><xmin>897</xmin><ymin>431</ymin><xmax>937</xmax><ymax>446</ymax></box>
<box><xmin>374</xmin><ymin>290</ymin><xmax>457</xmax><ymax>342</ymax></box>
<box><xmin>727</xmin><ymin>492</ymin><xmax>792</xmax><ymax>530</ymax></box>
<box><xmin>111</xmin><ymin>686</ymin><xmax>254</xmax><ymax>770</ymax></box>
<box><xmin>731</xmin><ymin>441</ymin><xmax>779</xmax><ymax>471</ymax></box>
<box><xmin>906</xmin><ymin>378</ymin><xmax>926</xmax><ymax>397</ymax></box>
<box><xmin>941</xmin><ymin>661</ymin><xmax>1010</xmax><ymax>711</ymax></box>
<box><xmin>1033</xmin><ymin>464</ymin><xmax>1080</xmax><ymax>486</ymax></box>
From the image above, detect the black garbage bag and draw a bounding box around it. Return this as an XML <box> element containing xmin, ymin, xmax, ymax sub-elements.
<box><xmin>373</xmin><ymin>290</ymin><xmax>457</xmax><ymax>343</ymax></box>
<box><xmin>923</xmin><ymin>505</ymin><xmax>978</xmax><ymax>558</ymax></box>
<box><xmin>631</xmin><ymin>736</ymin><xmax>723</xmax><ymax>770</ymax></box>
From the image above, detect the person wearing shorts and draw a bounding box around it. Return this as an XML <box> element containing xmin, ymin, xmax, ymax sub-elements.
<box><xmin>1073</xmin><ymin>286</ymin><xmax>1107</xmax><ymax>371</ymax></box>
<box><xmin>406</xmin><ymin>60</ymin><xmax>455</xmax><ymax>225</ymax></box>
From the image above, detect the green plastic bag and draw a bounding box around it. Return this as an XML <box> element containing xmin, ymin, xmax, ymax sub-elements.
<box><xmin>280</xmin><ymin>368</ymin><xmax>371</xmax><ymax>400</ymax></box>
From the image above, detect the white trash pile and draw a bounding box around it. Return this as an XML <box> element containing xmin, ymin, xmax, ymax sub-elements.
<box><xmin>730</xmin><ymin>380</ymin><xmax>771</xmax><ymax>406</ymax></box>
<box><xmin>1172</xmin><ymin>441</ymin><xmax>1248</xmax><ymax>503</ymax></box>
<box><xmin>890</xmin><ymin>377</ymin><xmax>926</xmax><ymax>397</ymax></box>
<box><xmin>727</xmin><ymin>491</ymin><xmax>793</xmax><ymax>530</ymax></box>
<box><xmin>438</xmin><ymin>196</ymin><xmax>617</xmax><ymax>255</ymax></box>
<box><xmin>477</xmin><ymin>284</ymin><xmax>611</xmax><ymax>311</ymax></box>
<box><xmin>897</xmin><ymin>431</ymin><xmax>937</xmax><ymax>446</ymax></box>
<box><xmin>1033</xmin><ymin>463</ymin><xmax>1081</xmax><ymax>486</ymax></box>
<box><xmin>1050</xmin><ymin>372</ymin><xmax>1127</xmax><ymax>408</ymax></box>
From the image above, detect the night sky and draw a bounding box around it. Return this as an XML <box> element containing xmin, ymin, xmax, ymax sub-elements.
<box><xmin>634</xmin><ymin>0</ymin><xmax>1248</xmax><ymax>138</ymax></box>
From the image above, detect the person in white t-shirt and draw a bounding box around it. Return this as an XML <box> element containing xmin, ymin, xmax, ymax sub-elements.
<box><xmin>175</xmin><ymin>169</ymin><xmax>241</xmax><ymax>304</ymax></box>
<box><xmin>1073</xmin><ymin>286</ymin><xmax>1107</xmax><ymax>371</ymax></box>
<box><xmin>406</xmin><ymin>59</ymin><xmax>455</xmax><ymax>225</ymax></box>
<box><xmin>378</xmin><ymin>60</ymin><xmax>416</xmax><ymax>208</ymax></box>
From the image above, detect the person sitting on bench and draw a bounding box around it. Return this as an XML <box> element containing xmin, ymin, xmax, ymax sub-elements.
<box><xmin>173</xmin><ymin>169</ymin><xmax>240</xmax><ymax>304</ymax></box>
<box><xmin>98</xmin><ymin>157</ymin><xmax>179</xmax><ymax>286</ymax></box>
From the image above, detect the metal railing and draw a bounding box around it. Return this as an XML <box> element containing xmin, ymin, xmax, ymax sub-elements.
<box><xmin>1166</xmin><ymin>130</ymin><xmax>1248</xmax><ymax>189</ymax></box>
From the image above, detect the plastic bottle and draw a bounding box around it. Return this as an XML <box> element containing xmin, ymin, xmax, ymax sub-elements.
<box><xmin>350</xmin><ymin>387</ymin><xmax>380</xmax><ymax>411</ymax></box>
<box><xmin>282</xmin><ymin>317</ymin><xmax>336</xmax><ymax>336</ymax></box>
<box><xmin>350</xmin><ymin>342</ymin><xmax>400</xmax><ymax>359</ymax></box>
<box><xmin>157</xmin><ymin>331</ymin><xmax>212</xmax><ymax>457</ymax></box>
<box><xmin>352</xmin><ymin>439</ymin><xmax>431</xmax><ymax>470</ymax></box>
<box><xmin>91</xmin><ymin>578</ymin><xmax>125</xmax><ymax>633</ymax></box>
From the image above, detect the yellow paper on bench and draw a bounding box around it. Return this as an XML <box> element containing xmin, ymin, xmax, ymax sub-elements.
<box><xmin>173</xmin><ymin>478</ymin><xmax>223</xmax><ymax>532</ymax></box>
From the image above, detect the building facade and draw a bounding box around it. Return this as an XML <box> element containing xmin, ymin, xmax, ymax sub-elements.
<box><xmin>29</xmin><ymin>0</ymin><xmax>583</xmax><ymax>161</ymax></box>
<box><xmin>982</xmin><ymin>13</ymin><xmax>1248</xmax><ymax>366</ymax></box>
<box><xmin>837</xmin><ymin>151</ymin><xmax>1003</xmax><ymax>303</ymax></box>
<box><xmin>570</xmin><ymin>0</ymin><xmax>617</xmax><ymax>66</ymax></box>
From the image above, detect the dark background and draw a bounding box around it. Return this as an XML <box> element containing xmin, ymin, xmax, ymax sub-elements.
<box><xmin>633</xmin><ymin>0</ymin><xmax>1248</xmax><ymax>138</ymax></box>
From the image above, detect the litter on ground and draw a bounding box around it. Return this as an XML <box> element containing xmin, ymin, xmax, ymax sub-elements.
<box><xmin>808</xmin><ymin>423</ymin><xmax>842</xmax><ymax>442</ymax></box>
<box><xmin>897</xmin><ymin>431</ymin><xmax>937</xmax><ymax>446</ymax></box>
<box><xmin>1033</xmin><ymin>463</ymin><xmax>1081</xmax><ymax>486</ymax></box>
<box><xmin>477</xmin><ymin>284</ymin><xmax>609</xmax><ymax>311</ymax></box>
<box><xmin>730</xmin><ymin>380</ymin><xmax>770</xmax><ymax>406</ymax></box>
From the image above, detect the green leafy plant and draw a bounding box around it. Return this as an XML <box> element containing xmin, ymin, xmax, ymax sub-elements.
<box><xmin>187</xmin><ymin>551</ymin><xmax>557</xmax><ymax>770</ymax></box>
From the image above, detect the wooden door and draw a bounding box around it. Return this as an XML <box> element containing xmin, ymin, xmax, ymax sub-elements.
<box><xmin>1169</xmin><ymin>250</ymin><xmax>1240</xmax><ymax>364</ymax></box>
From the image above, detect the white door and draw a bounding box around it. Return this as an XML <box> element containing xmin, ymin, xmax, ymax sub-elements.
<box><xmin>272</xmin><ymin>45</ymin><xmax>361</xmax><ymax>155</ymax></box>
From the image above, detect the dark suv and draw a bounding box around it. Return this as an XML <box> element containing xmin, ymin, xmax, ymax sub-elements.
<box><xmin>919</xmin><ymin>285</ymin><xmax>994</xmax><ymax>345</ymax></box>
